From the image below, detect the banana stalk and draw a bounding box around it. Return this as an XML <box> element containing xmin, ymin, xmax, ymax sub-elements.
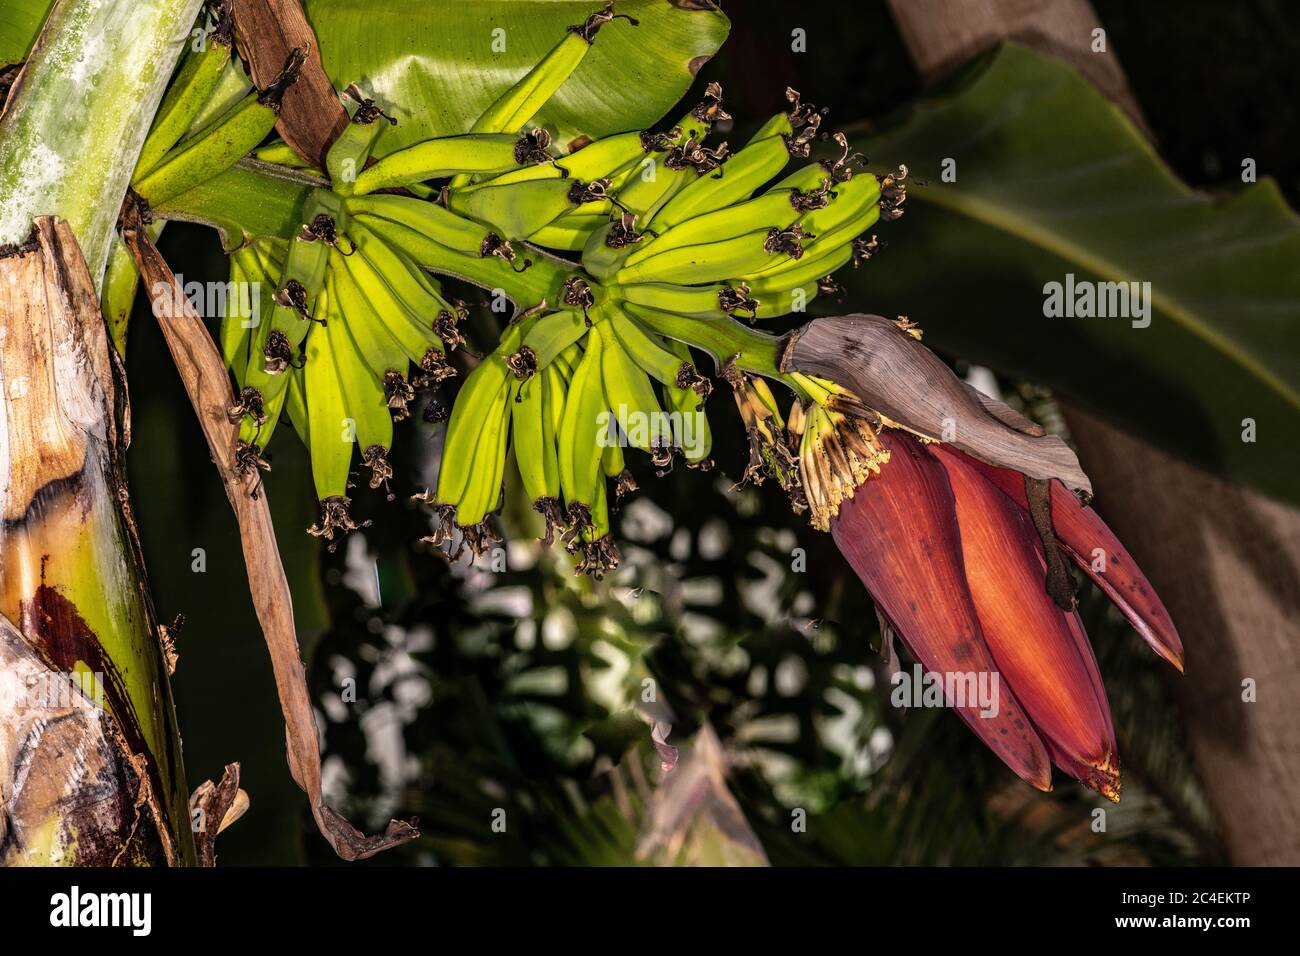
<box><xmin>0</xmin><ymin>219</ymin><xmax>194</xmax><ymax>865</ymax></box>
<box><xmin>0</xmin><ymin>0</ymin><xmax>205</xmax><ymax>867</ymax></box>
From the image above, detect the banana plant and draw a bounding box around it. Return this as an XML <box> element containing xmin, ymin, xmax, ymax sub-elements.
<box><xmin>0</xmin><ymin>0</ymin><xmax>1203</xmax><ymax>865</ymax></box>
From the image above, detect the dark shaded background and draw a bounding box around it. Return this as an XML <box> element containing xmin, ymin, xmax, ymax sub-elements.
<box><xmin>126</xmin><ymin>0</ymin><xmax>1298</xmax><ymax>865</ymax></box>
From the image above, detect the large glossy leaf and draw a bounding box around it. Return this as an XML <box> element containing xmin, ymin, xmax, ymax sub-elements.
<box><xmin>303</xmin><ymin>0</ymin><xmax>729</xmax><ymax>156</ymax></box>
<box><xmin>0</xmin><ymin>0</ymin><xmax>51</xmax><ymax>64</ymax></box>
<box><xmin>843</xmin><ymin>43</ymin><xmax>1300</xmax><ymax>505</ymax></box>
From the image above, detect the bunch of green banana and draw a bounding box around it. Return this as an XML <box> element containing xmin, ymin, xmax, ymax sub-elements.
<box><xmin>603</xmin><ymin>134</ymin><xmax>888</xmax><ymax>322</ymax></box>
<box><xmin>166</xmin><ymin>0</ymin><xmax>908</xmax><ymax>574</ymax></box>
<box><xmin>133</xmin><ymin>46</ymin><xmax>305</xmax><ymax>208</ymax></box>
<box><xmin>421</xmin><ymin>321</ymin><xmax>527</xmax><ymax>559</ymax></box>
<box><xmin>135</xmin><ymin>9</ymin><xmax>236</xmax><ymax>178</ymax></box>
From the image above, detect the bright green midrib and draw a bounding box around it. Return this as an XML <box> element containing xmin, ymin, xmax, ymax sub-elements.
<box><xmin>913</xmin><ymin>184</ymin><xmax>1300</xmax><ymax>413</ymax></box>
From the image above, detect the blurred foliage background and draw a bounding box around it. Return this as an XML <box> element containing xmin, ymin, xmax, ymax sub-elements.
<box><xmin>122</xmin><ymin>0</ymin><xmax>1298</xmax><ymax>865</ymax></box>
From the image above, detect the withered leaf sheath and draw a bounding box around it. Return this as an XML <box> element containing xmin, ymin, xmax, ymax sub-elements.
<box><xmin>780</xmin><ymin>314</ymin><xmax>1093</xmax><ymax>498</ymax></box>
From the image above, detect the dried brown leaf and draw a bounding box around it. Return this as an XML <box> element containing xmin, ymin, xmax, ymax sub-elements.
<box><xmin>122</xmin><ymin>210</ymin><xmax>417</xmax><ymax>861</ymax></box>
<box><xmin>229</xmin><ymin>0</ymin><xmax>347</xmax><ymax>169</ymax></box>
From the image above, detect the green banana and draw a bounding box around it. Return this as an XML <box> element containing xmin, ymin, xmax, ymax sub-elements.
<box><xmin>186</xmin><ymin>55</ymin><xmax>254</xmax><ymax>136</ymax></box>
<box><xmin>303</xmin><ymin>285</ymin><xmax>353</xmax><ymax>502</ymax></box>
<box><xmin>619</xmin><ymin>274</ymin><xmax>826</xmax><ymax>321</ymax></box>
<box><xmin>353</xmin><ymin>133</ymin><xmax>530</xmax><ymax>195</ymax></box>
<box><xmin>345</xmin><ymin>222</ymin><xmax>444</xmax><ymax>362</ymax></box>
<box><xmin>601</xmin><ymin>431</ymin><xmax>626</xmax><ymax>477</ymax></box>
<box><xmin>327</xmin><ymin>86</ymin><xmax>395</xmax><ymax>195</ymax></box>
<box><xmin>221</xmin><ymin>239</ymin><xmax>286</xmax><ymax>376</ymax></box>
<box><xmin>740</xmin><ymin>198</ymin><xmax>879</xmax><ymax>281</ymax></box>
<box><xmin>435</xmin><ymin>352</ymin><xmax>512</xmax><ymax>512</ymax></box>
<box><xmin>615</xmin><ymin>227</ymin><xmax>783</xmax><ymax>286</ymax></box>
<box><xmin>234</xmin><ymin>239</ymin><xmax>288</xmax><ymax>375</ymax></box>
<box><xmin>789</xmin><ymin>169</ymin><xmax>882</xmax><ymax>243</ymax></box>
<box><xmin>443</xmin><ymin>2</ymin><xmax>637</xmax><ymax>193</ymax></box>
<box><xmin>620</xmin><ymin>301</ymin><xmax>783</xmax><ymax>379</ymax></box>
<box><xmin>446</xmin><ymin>176</ymin><xmax>575</xmax><ymax>240</ymax></box>
<box><xmin>553</xmin><ymin>130</ymin><xmax>646</xmax><ymax>179</ymax></box>
<box><xmin>349</xmin><ymin>213</ymin><xmax>565</xmax><ymax>311</ymax></box>
<box><xmin>283</xmin><ymin>362</ymin><xmax>311</xmax><ymax>449</ymax></box>
<box><xmin>221</xmin><ymin>249</ymin><xmax>251</xmax><ymax>372</ymax></box>
<box><xmin>326</xmin><ymin>270</ymin><xmax>394</xmax><ymax>458</ymax></box>
<box><xmin>456</xmin><ymin>129</ymin><xmax>644</xmax><ymax>192</ymax></box>
<box><xmin>557</xmin><ymin>321</ymin><xmax>608</xmax><ymax>512</ymax></box>
<box><xmin>622</xmin><ymin>188</ymin><xmax>804</xmax><ymax>268</ymax></box>
<box><xmin>135</xmin><ymin>20</ymin><xmax>234</xmax><ymax>178</ymax></box>
<box><xmin>600</xmin><ymin>327</ymin><xmax>670</xmax><ymax>454</ymax></box>
<box><xmin>662</xmin><ymin>338</ymin><xmax>713</xmax><ymax>465</ymax></box>
<box><xmin>552</xmin><ymin>321</ymin><xmax>622</xmax><ymax>577</ymax></box>
<box><xmin>618</xmin><ymin>280</ymin><xmax>728</xmax><ymax>318</ymax></box>
<box><xmin>615</xmin><ymin>90</ymin><xmax>724</xmax><ymax>221</ymax></box>
<box><xmin>254</xmin><ymin>139</ymin><xmax>313</xmax><ymax>168</ymax></box>
<box><xmin>453</xmin><ymin>377</ymin><xmax>514</xmax><ymax>527</ymax></box>
<box><xmin>469</xmin><ymin>2</ymin><xmax>636</xmax><ymax>135</ymax></box>
<box><xmin>580</xmin><ymin>218</ymin><xmax>640</xmax><ymax>282</ymax></box>
<box><xmin>134</xmin><ymin>49</ymin><xmax>304</xmax><ymax>207</ymax></box>
<box><xmin>651</xmin><ymin>123</ymin><xmax>793</xmax><ymax>231</ymax></box>
<box><xmin>511</xmin><ymin>370</ymin><xmax>566</xmax><ymax>542</ymax></box>
<box><xmin>239</xmin><ymin>195</ymin><xmax>337</xmax><ymax>448</ymax></box>
<box><xmin>347</xmin><ymin>193</ymin><xmax>500</xmax><ymax>258</ymax></box>
<box><xmin>528</xmin><ymin>211</ymin><xmax>610</xmax><ymax>250</ymax></box>
<box><xmin>303</xmin><ymin>280</ymin><xmax>374</xmax><ymax>549</ymax></box>
<box><xmin>520</xmin><ymin>309</ymin><xmax>593</xmax><ymax>370</ymax></box>
<box><xmin>552</xmin><ymin>341</ymin><xmax>583</xmax><ymax>380</ymax></box>
<box><xmin>606</xmin><ymin>306</ymin><xmax>703</xmax><ymax>391</ymax></box>
<box><xmin>327</xmin><ymin>247</ymin><xmax>412</xmax><ymax>381</ymax></box>
<box><xmin>545</xmin><ymin>361</ymin><xmax>570</xmax><ymax>439</ymax></box>
<box><xmin>744</xmin><ymin>243</ymin><xmax>853</xmax><ymax>295</ymax></box>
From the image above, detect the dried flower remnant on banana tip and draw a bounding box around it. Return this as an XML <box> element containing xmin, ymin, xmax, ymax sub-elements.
<box><xmin>308</xmin><ymin>495</ymin><xmax>371</xmax><ymax>552</ymax></box>
<box><xmin>723</xmin><ymin>358</ymin><xmax>801</xmax><ymax>499</ymax></box>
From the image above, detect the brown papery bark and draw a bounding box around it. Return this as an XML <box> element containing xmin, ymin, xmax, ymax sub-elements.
<box><xmin>886</xmin><ymin>0</ymin><xmax>1300</xmax><ymax>864</ymax></box>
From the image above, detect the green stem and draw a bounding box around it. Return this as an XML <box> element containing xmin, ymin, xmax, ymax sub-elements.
<box><xmin>156</xmin><ymin>160</ymin><xmax>317</xmax><ymax>249</ymax></box>
<box><xmin>0</xmin><ymin>0</ymin><xmax>207</xmax><ymax>287</ymax></box>
<box><xmin>624</xmin><ymin>307</ymin><xmax>784</xmax><ymax>379</ymax></box>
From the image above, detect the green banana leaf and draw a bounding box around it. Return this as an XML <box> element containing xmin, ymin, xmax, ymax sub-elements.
<box><xmin>303</xmin><ymin>0</ymin><xmax>729</xmax><ymax>157</ymax></box>
<box><xmin>0</xmin><ymin>0</ymin><xmax>52</xmax><ymax>64</ymax></box>
<box><xmin>843</xmin><ymin>43</ymin><xmax>1300</xmax><ymax>505</ymax></box>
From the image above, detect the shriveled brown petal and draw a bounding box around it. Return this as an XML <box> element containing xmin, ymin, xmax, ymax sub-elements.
<box><xmin>934</xmin><ymin>443</ymin><xmax>1120</xmax><ymax>801</ymax></box>
<box><xmin>831</xmin><ymin>430</ymin><xmax>1052</xmax><ymax>790</ymax></box>
<box><xmin>781</xmin><ymin>314</ymin><xmax>1092</xmax><ymax>498</ymax></box>
<box><xmin>952</xmin><ymin>448</ymin><xmax>1184</xmax><ymax>671</ymax></box>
